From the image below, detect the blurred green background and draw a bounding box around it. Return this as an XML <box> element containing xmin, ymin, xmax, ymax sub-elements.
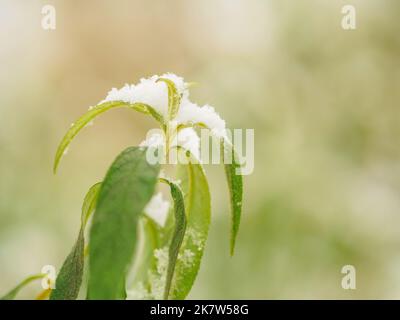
<box><xmin>1</xmin><ymin>0</ymin><xmax>400</xmax><ymax>299</ymax></box>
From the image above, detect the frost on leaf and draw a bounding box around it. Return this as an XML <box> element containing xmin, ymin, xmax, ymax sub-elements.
<box><xmin>126</xmin><ymin>282</ymin><xmax>151</xmax><ymax>300</ymax></box>
<box><xmin>186</xmin><ymin>227</ymin><xmax>206</xmax><ymax>252</ymax></box>
<box><xmin>176</xmin><ymin>99</ymin><xmax>227</xmax><ymax>138</ymax></box>
<box><xmin>100</xmin><ymin>73</ymin><xmax>227</xmax><ymax>138</ymax></box>
<box><xmin>146</xmin><ymin>247</ymin><xmax>169</xmax><ymax>299</ymax></box>
<box><xmin>100</xmin><ymin>74</ymin><xmax>187</xmax><ymax>118</ymax></box>
<box><xmin>178</xmin><ymin>249</ymin><xmax>195</xmax><ymax>268</ymax></box>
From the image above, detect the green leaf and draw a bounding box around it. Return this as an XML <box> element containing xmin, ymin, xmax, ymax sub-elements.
<box><xmin>81</xmin><ymin>182</ymin><xmax>102</xmax><ymax>228</ymax></box>
<box><xmin>53</xmin><ymin>101</ymin><xmax>164</xmax><ymax>173</ymax></box>
<box><xmin>168</xmin><ymin>160</ymin><xmax>211</xmax><ymax>300</ymax></box>
<box><xmin>87</xmin><ymin>147</ymin><xmax>160</xmax><ymax>300</ymax></box>
<box><xmin>49</xmin><ymin>229</ymin><xmax>85</xmax><ymax>300</ymax></box>
<box><xmin>50</xmin><ymin>183</ymin><xmax>101</xmax><ymax>300</ymax></box>
<box><xmin>128</xmin><ymin>216</ymin><xmax>162</xmax><ymax>298</ymax></box>
<box><xmin>1</xmin><ymin>274</ymin><xmax>44</xmax><ymax>300</ymax></box>
<box><xmin>158</xmin><ymin>179</ymin><xmax>187</xmax><ymax>300</ymax></box>
<box><xmin>133</xmin><ymin>217</ymin><xmax>161</xmax><ymax>283</ymax></box>
<box><xmin>157</xmin><ymin>78</ymin><xmax>181</xmax><ymax>120</ymax></box>
<box><xmin>222</xmin><ymin>139</ymin><xmax>243</xmax><ymax>256</ymax></box>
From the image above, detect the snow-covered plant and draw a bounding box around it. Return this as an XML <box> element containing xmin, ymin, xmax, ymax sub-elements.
<box><xmin>1</xmin><ymin>74</ymin><xmax>243</xmax><ymax>300</ymax></box>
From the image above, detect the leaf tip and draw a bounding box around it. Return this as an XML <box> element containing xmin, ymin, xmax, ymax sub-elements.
<box><xmin>229</xmin><ymin>239</ymin><xmax>236</xmax><ymax>256</ymax></box>
<box><xmin>53</xmin><ymin>157</ymin><xmax>60</xmax><ymax>174</ymax></box>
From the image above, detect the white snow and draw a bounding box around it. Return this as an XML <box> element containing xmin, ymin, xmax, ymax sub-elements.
<box><xmin>139</xmin><ymin>127</ymin><xmax>201</xmax><ymax>161</ymax></box>
<box><xmin>139</xmin><ymin>132</ymin><xmax>164</xmax><ymax>149</ymax></box>
<box><xmin>144</xmin><ymin>192</ymin><xmax>170</xmax><ymax>227</ymax></box>
<box><xmin>176</xmin><ymin>98</ymin><xmax>226</xmax><ymax>138</ymax></box>
<box><xmin>99</xmin><ymin>74</ymin><xmax>227</xmax><ymax>137</ymax></box>
<box><xmin>174</xmin><ymin>127</ymin><xmax>200</xmax><ymax>160</ymax></box>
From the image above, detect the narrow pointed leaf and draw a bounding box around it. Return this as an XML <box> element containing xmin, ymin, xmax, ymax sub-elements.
<box><xmin>87</xmin><ymin>147</ymin><xmax>160</xmax><ymax>300</ymax></box>
<box><xmin>159</xmin><ymin>178</ymin><xmax>187</xmax><ymax>300</ymax></box>
<box><xmin>222</xmin><ymin>139</ymin><xmax>243</xmax><ymax>255</ymax></box>
<box><xmin>1</xmin><ymin>274</ymin><xmax>44</xmax><ymax>300</ymax></box>
<box><xmin>168</xmin><ymin>160</ymin><xmax>211</xmax><ymax>299</ymax></box>
<box><xmin>158</xmin><ymin>78</ymin><xmax>181</xmax><ymax>120</ymax></box>
<box><xmin>49</xmin><ymin>229</ymin><xmax>84</xmax><ymax>300</ymax></box>
<box><xmin>81</xmin><ymin>182</ymin><xmax>102</xmax><ymax>228</ymax></box>
<box><xmin>50</xmin><ymin>182</ymin><xmax>101</xmax><ymax>300</ymax></box>
<box><xmin>53</xmin><ymin>101</ymin><xmax>163</xmax><ymax>173</ymax></box>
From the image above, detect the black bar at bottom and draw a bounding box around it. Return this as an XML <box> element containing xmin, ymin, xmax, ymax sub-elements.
<box><xmin>0</xmin><ymin>300</ymin><xmax>397</xmax><ymax>318</ymax></box>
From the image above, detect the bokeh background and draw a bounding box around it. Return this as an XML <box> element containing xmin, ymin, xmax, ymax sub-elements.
<box><xmin>1</xmin><ymin>0</ymin><xmax>399</xmax><ymax>299</ymax></box>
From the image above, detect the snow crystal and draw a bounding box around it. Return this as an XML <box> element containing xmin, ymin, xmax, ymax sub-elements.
<box><xmin>140</xmin><ymin>132</ymin><xmax>164</xmax><ymax>149</ymax></box>
<box><xmin>126</xmin><ymin>282</ymin><xmax>150</xmax><ymax>300</ymax></box>
<box><xmin>159</xmin><ymin>73</ymin><xmax>188</xmax><ymax>98</ymax></box>
<box><xmin>100</xmin><ymin>73</ymin><xmax>189</xmax><ymax>118</ymax></box>
<box><xmin>176</xmin><ymin>99</ymin><xmax>226</xmax><ymax>138</ymax></box>
<box><xmin>147</xmin><ymin>247</ymin><xmax>169</xmax><ymax>299</ymax></box>
<box><xmin>154</xmin><ymin>247</ymin><xmax>169</xmax><ymax>276</ymax></box>
<box><xmin>140</xmin><ymin>128</ymin><xmax>201</xmax><ymax>161</ymax></box>
<box><xmin>174</xmin><ymin>127</ymin><xmax>200</xmax><ymax>160</ymax></box>
<box><xmin>178</xmin><ymin>249</ymin><xmax>195</xmax><ymax>268</ymax></box>
<box><xmin>186</xmin><ymin>228</ymin><xmax>205</xmax><ymax>251</ymax></box>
